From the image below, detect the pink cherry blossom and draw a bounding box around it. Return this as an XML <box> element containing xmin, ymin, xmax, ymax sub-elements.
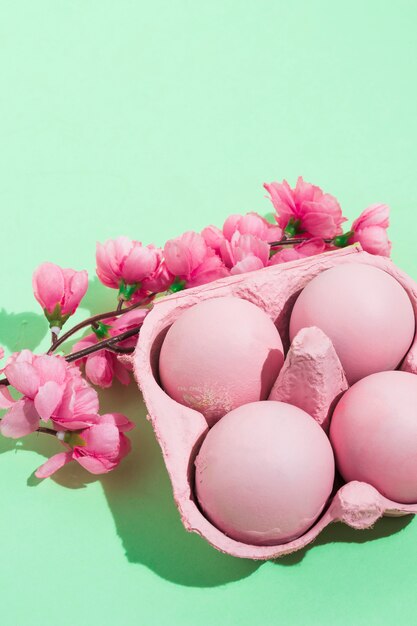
<box><xmin>264</xmin><ymin>177</ymin><xmax>347</xmax><ymax>238</ymax></box>
<box><xmin>201</xmin><ymin>225</ymin><xmax>225</xmax><ymax>252</ymax></box>
<box><xmin>222</xmin><ymin>212</ymin><xmax>283</xmax><ymax>244</ymax></box>
<box><xmin>269</xmin><ymin>238</ymin><xmax>327</xmax><ymax>265</ymax></box>
<box><xmin>222</xmin><ymin>214</ymin><xmax>241</xmax><ymax>240</ymax></box>
<box><xmin>0</xmin><ymin>351</ymin><xmax>98</xmax><ymax>438</ymax></box>
<box><xmin>164</xmin><ymin>231</ymin><xmax>229</xmax><ymax>288</ymax></box>
<box><xmin>72</xmin><ymin>308</ymin><xmax>147</xmax><ymax>388</ymax></box>
<box><xmin>140</xmin><ymin>249</ymin><xmax>174</xmax><ymax>295</ymax></box>
<box><xmin>96</xmin><ymin>237</ymin><xmax>160</xmax><ymax>294</ymax></box>
<box><xmin>35</xmin><ymin>413</ymin><xmax>134</xmax><ymax>478</ymax></box>
<box><xmin>224</xmin><ymin>212</ymin><xmax>269</xmax><ymax>241</ymax></box>
<box><xmin>32</xmin><ymin>263</ymin><xmax>88</xmax><ymax>326</ymax></box>
<box><xmin>350</xmin><ymin>204</ymin><xmax>392</xmax><ymax>256</ymax></box>
<box><xmin>51</xmin><ymin>366</ymin><xmax>99</xmax><ymax>431</ymax></box>
<box><xmin>220</xmin><ymin>232</ymin><xmax>270</xmax><ymax>275</ymax></box>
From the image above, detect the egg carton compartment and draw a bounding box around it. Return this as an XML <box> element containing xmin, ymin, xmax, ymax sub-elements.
<box><xmin>133</xmin><ymin>246</ymin><xmax>417</xmax><ymax>559</ymax></box>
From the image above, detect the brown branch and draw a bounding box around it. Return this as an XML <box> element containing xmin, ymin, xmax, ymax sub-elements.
<box><xmin>66</xmin><ymin>325</ymin><xmax>141</xmax><ymax>363</ymax></box>
<box><xmin>269</xmin><ymin>237</ymin><xmax>333</xmax><ymax>248</ymax></box>
<box><xmin>47</xmin><ymin>293</ymin><xmax>155</xmax><ymax>355</ymax></box>
<box><xmin>37</xmin><ymin>426</ymin><xmax>58</xmax><ymax>437</ymax></box>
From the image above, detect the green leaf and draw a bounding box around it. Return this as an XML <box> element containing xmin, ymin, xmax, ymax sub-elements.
<box><xmin>44</xmin><ymin>304</ymin><xmax>66</xmax><ymax>329</ymax></box>
<box><xmin>169</xmin><ymin>278</ymin><xmax>187</xmax><ymax>293</ymax></box>
<box><xmin>284</xmin><ymin>217</ymin><xmax>301</xmax><ymax>237</ymax></box>
<box><xmin>118</xmin><ymin>280</ymin><xmax>140</xmax><ymax>301</ymax></box>
<box><xmin>333</xmin><ymin>230</ymin><xmax>354</xmax><ymax>248</ymax></box>
<box><xmin>92</xmin><ymin>321</ymin><xmax>111</xmax><ymax>339</ymax></box>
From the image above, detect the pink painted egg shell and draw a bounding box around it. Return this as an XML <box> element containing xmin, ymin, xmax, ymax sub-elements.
<box><xmin>159</xmin><ymin>296</ymin><xmax>284</xmax><ymax>426</ymax></box>
<box><xmin>194</xmin><ymin>401</ymin><xmax>335</xmax><ymax>545</ymax></box>
<box><xmin>289</xmin><ymin>263</ymin><xmax>415</xmax><ymax>385</ymax></box>
<box><xmin>330</xmin><ymin>370</ymin><xmax>417</xmax><ymax>504</ymax></box>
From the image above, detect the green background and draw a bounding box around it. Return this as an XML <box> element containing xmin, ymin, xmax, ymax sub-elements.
<box><xmin>0</xmin><ymin>1</ymin><xmax>416</xmax><ymax>624</ymax></box>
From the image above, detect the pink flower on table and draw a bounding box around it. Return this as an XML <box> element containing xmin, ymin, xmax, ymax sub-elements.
<box><xmin>35</xmin><ymin>413</ymin><xmax>135</xmax><ymax>478</ymax></box>
<box><xmin>350</xmin><ymin>204</ymin><xmax>392</xmax><ymax>257</ymax></box>
<box><xmin>0</xmin><ymin>350</ymin><xmax>98</xmax><ymax>438</ymax></box>
<box><xmin>220</xmin><ymin>232</ymin><xmax>270</xmax><ymax>275</ymax></box>
<box><xmin>269</xmin><ymin>238</ymin><xmax>327</xmax><ymax>265</ymax></box>
<box><xmin>202</xmin><ymin>214</ymin><xmax>284</xmax><ymax>278</ymax></box>
<box><xmin>201</xmin><ymin>225</ymin><xmax>225</xmax><ymax>253</ymax></box>
<box><xmin>32</xmin><ymin>263</ymin><xmax>88</xmax><ymax>328</ymax></box>
<box><xmin>164</xmin><ymin>231</ymin><xmax>229</xmax><ymax>289</ymax></box>
<box><xmin>223</xmin><ymin>212</ymin><xmax>268</xmax><ymax>241</ymax></box>
<box><xmin>264</xmin><ymin>177</ymin><xmax>347</xmax><ymax>239</ymax></box>
<box><xmin>72</xmin><ymin>308</ymin><xmax>148</xmax><ymax>388</ymax></box>
<box><xmin>266</xmin><ymin>224</ymin><xmax>284</xmax><ymax>243</ymax></box>
<box><xmin>96</xmin><ymin>237</ymin><xmax>160</xmax><ymax>300</ymax></box>
<box><xmin>221</xmin><ymin>212</ymin><xmax>283</xmax><ymax>244</ymax></box>
<box><xmin>51</xmin><ymin>366</ymin><xmax>99</xmax><ymax>431</ymax></box>
<box><xmin>133</xmin><ymin>249</ymin><xmax>174</xmax><ymax>299</ymax></box>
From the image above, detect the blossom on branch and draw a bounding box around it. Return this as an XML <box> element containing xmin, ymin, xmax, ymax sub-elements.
<box><xmin>269</xmin><ymin>237</ymin><xmax>327</xmax><ymax>264</ymax></box>
<box><xmin>164</xmin><ymin>231</ymin><xmax>229</xmax><ymax>290</ymax></box>
<box><xmin>72</xmin><ymin>308</ymin><xmax>148</xmax><ymax>388</ymax></box>
<box><xmin>0</xmin><ymin>350</ymin><xmax>98</xmax><ymax>438</ymax></box>
<box><xmin>350</xmin><ymin>204</ymin><xmax>391</xmax><ymax>257</ymax></box>
<box><xmin>264</xmin><ymin>176</ymin><xmax>347</xmax><ymax>239</ymax></box>
<box><xmin>96</xmin><ymin>237</ymin><xmax>161</xmax><ymax>301</ymax></box>
<box><xmin>35</xmin><ymin>413</ymin><xmax>135</xmax><ymax>478</ymax></box>
<box><xmin>220</xmin><ymin>232</ymin><xmax>270</xmax><ymax>275</ymax></box>
<box><xmin>32</xmin><ymin>263</ymin><xmax>88</xmax><ymax>329</ymax></box>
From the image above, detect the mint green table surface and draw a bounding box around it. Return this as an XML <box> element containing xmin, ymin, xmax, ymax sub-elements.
<box><xmin>1</xmin><ymin>2</ymin><xmax>416</xmax><ymax>625</ymax></box>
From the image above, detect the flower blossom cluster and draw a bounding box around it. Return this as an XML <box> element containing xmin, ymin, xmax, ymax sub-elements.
<box><xmin>0</xmin><ymin>350</ymin><xmax>134</xmax><ymax>477</ymax></box>
<box><xmin>72</xmin><ymin>308</ymin><xmax>148</xmax><ymax>388</ymax></box>
<box><xmin>0</xmin><ymin>176</ymin><xmax>392</xmax><ymax>481</ymax></box>
<box><xmin>94</xmin><ymin>177</ymin><xmax>391</xmax><ymax>300</ymax></box>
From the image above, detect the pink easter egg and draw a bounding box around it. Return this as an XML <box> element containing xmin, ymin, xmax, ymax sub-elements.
<box><xmin>195</xmin><ymin>401</ymin><xmax>335</xmax><ymax>545</ymax></box>
<box><xmin>330</xmin><ymin>370</ymin><xmax>417</xmax><ymax>504</ymax></box>
<box><xmin>159</xmin><ymin>297</ymin><xmax>284</xmax><ymax>426</ymax></box>
<box><xmin>289</xmin><ymin>263</ymin><xmax>415</xmax><ymax>384</ymax></box>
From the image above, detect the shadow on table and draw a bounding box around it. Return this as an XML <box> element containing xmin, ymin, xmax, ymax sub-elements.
<box><xmin>273</xmin><ymin>513</ymin><xmax>413</xmax><ymax>567</ymax></box>
<box><xmin>0</xmin><ymin>308</ymin><xmax>48</xmax><ymax>352</ymax></box>
<box><xmin>97</xmin><ymin>384</ymin><xmax>261</xmax><ymax>587</ymax></box>
<box><xmin>0</xmin><ymin>376</ymin><xmax>414</xmax><ymax>587</ymax></box>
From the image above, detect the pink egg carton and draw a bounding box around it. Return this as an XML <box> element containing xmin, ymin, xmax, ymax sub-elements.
<box><xmin>133</xmin><ymin>245</ymin><xmax>417</xmax><ymax>559</ymax></box>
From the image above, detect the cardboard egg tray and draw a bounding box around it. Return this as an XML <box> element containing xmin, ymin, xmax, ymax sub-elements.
<box><xmin>134</xmin><ymin>246</ymin><xmax>417</xmax><ymax>559</ymax></box>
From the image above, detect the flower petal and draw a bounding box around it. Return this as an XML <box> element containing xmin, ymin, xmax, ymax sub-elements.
<box><xmin>35</xmin><ymin>354</ymin><xmax>68</xmax><ymax>386</ymax></box>
<box><xmin>85</xmin><ymin>352</ymin><xmax>114</xmax><ymax>388</ymax></box>
<box><xmin>34</xmin><ymin>381</ymin><xmax>65</xmax><ymax>421</ymax></box>
<box><xmin>61</xmin><ymin>269</ymin><xmax>88</xmax><ymax>315</ymax></box>
<box><xmin>0</xmin><ymin>385</ymin><xmax>16</xmax><ymax>409</ymax></box>
<box><xmin>74</xmin><ymin>454</ymin><xmax>116</xmax><ymax>474</ymax></box>
<box><xmin>0</xmin><ymin>399</ymin><xmax>39</xmax><ymax>438</ymax></box>
<box><xmin>32</xmin><ymin>263</ymin><xmax>65</xmax><ymax>314</ymax></box>
<box><xmin>35</xmin><ymin>451</ymin><xmax>73</xmax><ymax>478</ymax></box>
<box><xmin>5</xmin><ymin>361</ymin><xmax>40</xmax><ymax>398</ymax></box>
<box><xmin>99</xmin><ymin>412</ymin><xmax>135</xmax><ymax>431</ymax></box>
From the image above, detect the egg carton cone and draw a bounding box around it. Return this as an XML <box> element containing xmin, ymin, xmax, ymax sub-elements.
<box><xmin>133</xmin><ymin>245</ymin><xmax>417</xmax><ymax>559</ymax></box>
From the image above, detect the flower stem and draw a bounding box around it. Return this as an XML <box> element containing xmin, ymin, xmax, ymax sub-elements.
<box><xmin>269</xmin><ymin>236</ymin><xmax>334</xmax><ymax>248</ymax></box>
<box><xmin>0</xmin><ymin>326</ymin><xmax>142</xmax><ymax>387</ymax></box>
<box><xmin>37</xmin><ymin>426</ymin><xmax>58</xmax><ymax>437</ymax></box>
<box><xmin>47</xmin><ymin>294</ymin><xmax>154</xmax><ymax>355</ymax></box>
<box><xmin>66</xmin><ymin>325</ymin><xmax>142</xmax><ymax>363</ymax></box>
